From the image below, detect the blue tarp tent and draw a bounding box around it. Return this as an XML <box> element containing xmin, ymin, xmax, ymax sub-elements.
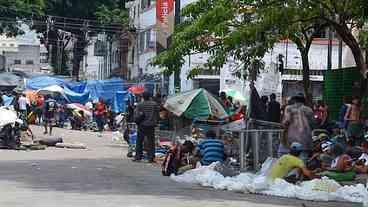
<box><xmin>112</xmin><ymin>91</ymin><xmax>131</xmax><ymax>113</ymax></box>
<box><xmin>26</xmin><ymin>76</ymin><xmax>70</xmax><ymax>90</ymax></box>
<box><xmin>85</xmin><ymin>79</ymin><xmax>124</xmax><ymax>104</ymax></box>
<box><xmin>63</xmin><ymin>87</ymin><xmax>90</xmax><ymax>104</ymax></box>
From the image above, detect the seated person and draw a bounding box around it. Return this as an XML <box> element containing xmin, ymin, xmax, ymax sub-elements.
<box><xmin>269</xmin><ymin>142</ymin><xmax>314</xmax><ymax>181</ymax></box>
<box><xmin>328</xmin><ymin>143</ymin><xmax>352</xmax><ymax>172</ymax></box>
<box><xmin>162</xmin><ymin>140</ymin><xmax>195</xmax><ymax>176</ymax></box>
<box><xmin>308</xmin><ymin>141</ymin><xmax>334</xmax><ymax>171</ymax></box>
<box><xmin>354</xmin><ymin>139</ymin><xmax>368</xmax><ymax>173</ymax></box>
<box><xmin>197</xmin><ymin>130</ymin><xmax>225</xmax><ymax>166</ymax></box>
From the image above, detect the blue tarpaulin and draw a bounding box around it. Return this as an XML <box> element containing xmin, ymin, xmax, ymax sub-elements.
<box><xmin>26</xmin><ymin>76</ymin><xmax>125</xmax><ymax>105</ymax></box>
<box><xmin>63</xmin><ymin>87</ymin><xmax>90</xmax><ymax>104</ymax></box>
<box><xmin>112</xmin><ymin>91</ymin><xmax>130</xmax><ymax>113</ymax></box>
<box><xmin>26</xmin><ymin>76</ymin><xmax>70</xmax><ymax>90</ymax></box>
<box><xmin>84</xmin><ymin>79</ymin><xmax>124</xmax><ymax>104</ymax></box>
<box><xmin>2</xmin><ymin>95</ymin><xmax>14</xmax><ymax>106</ymax></box>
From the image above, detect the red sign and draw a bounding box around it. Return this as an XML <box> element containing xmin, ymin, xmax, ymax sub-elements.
<box><xmin>156</xmin><ymin>0</ymin><xmax>174</xmax><ymax>30</ymax></box>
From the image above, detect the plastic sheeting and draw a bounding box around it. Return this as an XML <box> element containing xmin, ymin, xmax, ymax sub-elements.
<box><xmin>25</xmin><ymin>76</ymin><xmax>70</xmax><ymax>90</ymax></box>
<box><xmin>171</xmin><ymin>161</ymin><xmax>368</xmax><ymax>204</ymax></box>
<box><xmin>112</xmin><ymin>91</ymin><xmax>130</xmax><ymax>113</ymax></box>
<box><xmin>25</xmin><ymin>77</ymin><xmax>125</xmax><ymax>105</ymax></box>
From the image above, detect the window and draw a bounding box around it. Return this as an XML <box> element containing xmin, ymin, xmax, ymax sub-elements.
<box><xmin>26</xmin><ymin>60</ymin><xmax>34</xmax><ymax>65</ymax></box>
<box><xmin>14</xmin><ymin>60</ymin><xmax>21</xmax><ymax>64</ymax></box>
<box><xmin>9</xmin><ymin>43</ymin><xmax>14</xmax><ymax>47</ymax></box>
<box><xmin>1</xmin><ymin>43</ymin><xmax>6</xmax><ymax>47</ymax></box>
<box><xmin>141</xmin><ymin>0</ymin><xmax>151</xmax><ymax>10</ymax></box>
<box><xmin>139</xmin><ymin>29</ymin><xmax>155</xmax><ymax>53</ymax></box>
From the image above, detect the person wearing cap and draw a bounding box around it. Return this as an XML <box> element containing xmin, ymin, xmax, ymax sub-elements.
<box><xmin>269</xmin><ymin>142</ymin><xmax>314</xmax><ymax>180</ymax></box>
<box><xmin>133</xmin><ymin>92</ymin><xmax>160</xmax><ymax>163</ymax></box>
<box><xmin>280</xmin><ymin>93</ymin><xmax>315</xmax><ymax>160</ymax></box>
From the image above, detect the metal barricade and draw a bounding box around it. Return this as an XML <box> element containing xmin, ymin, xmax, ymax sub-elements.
<box><xmin>227</xmin><ymin>119</ymin><xmax>284</xmax><ymax>171</ymax></box>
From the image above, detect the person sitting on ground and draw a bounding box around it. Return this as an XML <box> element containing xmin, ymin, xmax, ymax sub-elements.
<box><xmin>197</xmin><ymin>130</ymin><xmax>225</xmax><ymax>166</ymax></box>
<box><xmin>162</xmin><ymin>140</ymin><xmax>196</xmax><ymax>176</ymax></box>
<box><xmin>354</xmin><ymin>137</ymin><xmax>368</xmax><ymax>173</ymax></box>
<box><xmin>327</xmin><ymin>143</ymin><xmax>352</xmax><ymax>172</ymax></box>
<box><xmin>269</xmin><ymin>142</ymin><xmax>314</xmax><ymax>181</ymax></box>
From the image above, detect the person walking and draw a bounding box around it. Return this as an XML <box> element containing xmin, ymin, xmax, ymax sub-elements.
<box><xmin>43</xmin><ymin>95</ymin><xmax>57</xmax><ymax>135</ymax></box>
<box><xmin>133</xmin><ymin>92</ymin><xmax>159</xmax><ymax>163</ymax></box>
<box><xmin>281</xmin><ymin>93</ymin><xmax>315</xmax><ymax>161</ymax></box>
<box><xmin>268</xmin><ymin>93</ymin><xmax>281</xmax><ymax>123</ymax></box>
<box><xmin>18</xmin><ymin>94</ymin><xmax>29</xmax><ymax>121</ymax></box>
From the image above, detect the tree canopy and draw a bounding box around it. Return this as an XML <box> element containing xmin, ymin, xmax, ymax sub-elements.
<box><xmin>153</xmin><ymin>0</ymin><xmax>368</xmax><ymax>83</ymax></box>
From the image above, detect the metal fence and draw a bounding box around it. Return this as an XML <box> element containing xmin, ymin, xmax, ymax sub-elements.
<box><xmin>225</xmin><ymin>119</ymin><xmax>284</xmax><ymax>171</ymax></box>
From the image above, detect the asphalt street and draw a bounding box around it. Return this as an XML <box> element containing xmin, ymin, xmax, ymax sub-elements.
<box><xmin>0</xmin><ymin>126</ymin><xmax>362</xmax><ymax>207</ymax></box>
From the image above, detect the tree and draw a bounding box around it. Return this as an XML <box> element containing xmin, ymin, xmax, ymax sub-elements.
<box><xmin>306</xmin><ymin>0</ymin><xmax>368</xmax><ymax>78</ymax></box>
<box><xmin>153</xmin><ymin>0</ymin><xmax>326</xmax><ymax>105</ymax></box>
<box><xmin>153</xmin><ymin>0</ymin><xmax>278</xmax><ymax>82</ymax></box>
<box><xmin>0</xmin><ymin>0</ymin><xmax>44</xmax><ymax>36</ymax></box>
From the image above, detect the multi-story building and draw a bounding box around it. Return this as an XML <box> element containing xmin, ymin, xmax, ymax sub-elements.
<box><xmin>81</xmin><ymin>34</ymin><xmax>122</xmax><ymax>80</ymax></box>
<box><xmin>0</xmin><ymin>33</ymin><xmax>50</xmax><ymax>73</ymax></box>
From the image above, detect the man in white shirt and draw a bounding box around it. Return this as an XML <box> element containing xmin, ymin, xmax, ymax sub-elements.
<box><xmin>18</xmin><ymin>94</ymin><xmax>29</xmax><ymax>120</ymax></box>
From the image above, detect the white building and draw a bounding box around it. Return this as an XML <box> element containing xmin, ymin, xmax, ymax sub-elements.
<box><xmin>81</xmin><ymin>34</ymin><xmax>122</xmax><ymax>80</ymax></box>
<box><xmin>0</xmin><ymin>27</ymin><xmax>50</xmax><ymax>74</ymax></box>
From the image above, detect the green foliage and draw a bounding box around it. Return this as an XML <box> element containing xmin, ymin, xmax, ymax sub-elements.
<box><xmin>0</xmin><ymin>0</ymin><xmax>44</xmax><ymax>36</ymax></box>
<box><xmin>95</xmin><ymin>4</ymin><xmax>129</xmax><ymax>26</ymax></box>
<box><xmin>153</xmin><ymin>0</ymin><xmax>279</xmax><ymax>80</ymax></box>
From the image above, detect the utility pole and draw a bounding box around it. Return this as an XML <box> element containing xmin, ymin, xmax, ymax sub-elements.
<box><xmin>174</xmin><ymin>0</ymin><xmax>181</xmax><ymax>93</ymax></box>
<box><xmin>327</xmin><ymin>27</ymin><xmax>333</xmax><ymax>70</ymax></box>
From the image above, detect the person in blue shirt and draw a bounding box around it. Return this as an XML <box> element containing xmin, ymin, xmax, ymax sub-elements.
<box><xmin>198</xmin><ymin>129</ymin><xmax>225</xmax><ymax>166</ymax></box>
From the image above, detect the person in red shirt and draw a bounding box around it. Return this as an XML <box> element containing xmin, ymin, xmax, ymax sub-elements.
<box><xmin>95</xmin><ymin>98</ymin><xmax>106</xmax><ymax>132</ymax></box>
<box><xmin>231</xmin><ymin>105</ymin><xmax>247</xmax><ymax>121</ymax></box>
<box><xmin>35</xmin><ymin>95</ymin><xmax>44</xmax><ymax>125</ymax></box>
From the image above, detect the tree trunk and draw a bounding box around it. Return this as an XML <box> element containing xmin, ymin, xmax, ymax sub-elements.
<box><xmin>72</xmin><ymin>36</ymin><xmax>87</xmax><ymax>81</ymax></box>
<box><xmin>334</xmin><ymin>25</ymin><xmax>366</xmax><ymax>77</ymax></box>
<box><xmin>301</xmin><ymin>51</ymin><xmax>313</xmax><ymax>106</ymax></box>
<box><xmin>334</xmin><ymin>24</ymin><xmax>368</xmax><ymax>97</ymax></box>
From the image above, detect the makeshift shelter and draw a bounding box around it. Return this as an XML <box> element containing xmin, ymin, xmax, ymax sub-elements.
<box><xmin>112</xmin><ymin>91</ymin><xmax>131</xmax><ymax>113</ymax></box>
<box><xmin>164</xmin><ymin>88</ymin><xmax>228</xmax><ymax>119</ymax></box>
<box><xmin>37</xmin><ymin>85</ymin><xmax>69</xmax><ymax>101</ymax></box>
<box><xmin>25</xmin><ymin>76</ymin><xmax>69</xmax><ymax>90</ymax></box>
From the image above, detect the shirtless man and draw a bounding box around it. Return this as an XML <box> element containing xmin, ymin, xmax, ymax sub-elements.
<box><xmin>345</xmin><ymin>97</ymin><xmax>363</xmax><ymax>144</ymax></box>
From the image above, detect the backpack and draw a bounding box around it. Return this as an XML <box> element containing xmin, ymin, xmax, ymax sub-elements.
<box><xmin>47</xmin><ymin>101</ymin><xmax>56</xmax><ymax>112</ymax></box>
<box><xmin>162</xmin><ymin>146</ymin><xmax>181</xmax><ymax>176</ymax></box>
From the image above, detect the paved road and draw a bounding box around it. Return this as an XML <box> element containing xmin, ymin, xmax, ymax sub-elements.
<box><xmin>0</xmin><ymin>126</ymin><xmax>361</xmax><ymax>207</ymax></box>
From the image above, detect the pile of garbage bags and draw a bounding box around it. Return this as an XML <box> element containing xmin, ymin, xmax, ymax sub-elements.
<box><xmin>171</xmin><ymin>160</ymin><xmax>368</xmax><ymax>204</ymax></box>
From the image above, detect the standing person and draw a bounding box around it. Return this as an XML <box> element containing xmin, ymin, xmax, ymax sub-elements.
<box><xmin>261</xmin><ymin>95</ymin><xmax>269</xmax><ymax>117</ymax></box>
<box><xmin>268</xmin><ymin>93</ymin><xmax>281</xmax><ymax>123</ymax></box>
<box><xmin>281</xmin><ymin>93</ymin><xmax>315</xmax><ymax>160</ymax></box>
<box><xmin>338</xmin><ymin>96</ymin><xmax>351</xmax><ymax>131</ymax></box>
<box><xmin>58</xmin><ymin>103</ymin><xmax>66</xmax><ymax>128</ymax></box>
<box><xmin>345</xmin><ymin>97</ymin><xmax>363</xmax><ymax>145</ymax></box>
<box><xmin>220</xmin><ymin>92</ymin><xmax>230</xmax><ymax>110</ymax></box>
<box><xmin>35</xmin><ymin>95</ymin><xmax>44</xmax><ymax>125</ymax></box>
<box><xmin>133</xmin><ymin>92</ymin><xmax>159</xmax><ymax>163</ymax></box>
<box><xmin>18</xmin><ymin>94</ymin><xmax>28</xmax><ymax>121</ymax></box>
<box><xmin>95</xmin><ymin>98</ymin><xmax>106</xmax><ymax>133</ymax></box>
<box><xmin>43</xmin><ymin>95</ymin><xmax>57</xmax><ymax>135</ymax></box>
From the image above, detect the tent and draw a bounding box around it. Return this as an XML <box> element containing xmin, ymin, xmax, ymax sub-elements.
<box><xmin>25</xmin><ymin>76</ymin><xmax>70</xmax><ymax>90</ymax></box>
<box><xmin>164</xmin><ymin>88</ymin><xmax>228</xmax><ymax>119</ymax></box>
<box><xmin>112</xmin><ymin>91</ymin><xmax>131</xmax><ymax>113</ymax></box>
<box><xmin>63</xmin><ymin>87</ymin><xmax>89</xmax><ymax>104</ymax></box>
<box><xmin>37</xmin><ymin>85</ymin><xmax>69</xmax><ymax>101</ymax></box>
<box><xmin>224</xmin><ymin>89</ymin><xmax>248</xmax><ymax>105</ymax></box>
<box><xmin>84</xmin><ymin>79</ymin><xmax>124</xmax><ymax>103</ymax></box>
<box><xmin>67</xmin><ymin>103</ymin><xmax>92</xmax><ymax>117</ymax></box>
